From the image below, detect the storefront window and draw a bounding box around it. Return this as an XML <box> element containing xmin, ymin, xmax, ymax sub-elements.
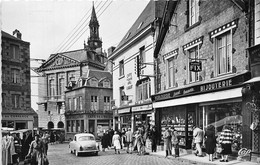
<box><xmin>120</xmin><ymin>115</ymin><xmax>131</xmax><ymax>130</ymax></box>
<box><xmin>200</xmin><ymin>102</ymin><xmax>242</xmax><ymax>152</ymax></box>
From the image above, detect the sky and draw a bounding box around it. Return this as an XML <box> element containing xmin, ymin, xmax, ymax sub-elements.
<box><xmin>2</xmin><ymin>0</ymin><xmax>150</xmax><ymax>110</ymax></box>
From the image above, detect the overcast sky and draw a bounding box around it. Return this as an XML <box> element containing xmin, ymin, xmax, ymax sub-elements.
<box><xmin>2</xmin><ymin>0</ymin><xmax>149</xmax><ymax>110</ymax></box>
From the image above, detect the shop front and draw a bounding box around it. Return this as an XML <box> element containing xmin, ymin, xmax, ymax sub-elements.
<box><xmin>2</xmin><ymin>113</ymin><xmax>35</xmax><ymax>130</ymax></box>
<box><xmin>65</xmin><ymin>113</ymin><xmax>113</xmax><ymax>140</ymax></box>
<box><xmin>117</xmin><ymin>107</ymin><xmax>131</xmax><ymax>131</ymax></box>
<box><xmin>152</xmin><ymin>72</ymin><xmax>250</xmax><ymax>153</ymax></box>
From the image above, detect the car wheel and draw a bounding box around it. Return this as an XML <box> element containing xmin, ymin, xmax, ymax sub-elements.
<box><xmin>95</xmin><ymin>151</ymin><xmax>98</xmax><ymax>156</ymax></box>
<box><xmin>70</xmin><ymin>149</ymin><xmax>73</xmax><ymax>154</ymax></box>
<box><xmin>75</xmin><ymin>150</ymin><xmax>79</xmax><ymax>157</ymax></box>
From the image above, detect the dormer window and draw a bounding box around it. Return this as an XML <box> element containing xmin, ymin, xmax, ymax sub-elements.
<box><xmin>90</xmin><ymin>78</ymin><xmax>98</xmax><ymax>87</ymax></box>
<box><xmin>103</xmin><ymin>79</ymin><xmax>110</xmax><ymax>88</ymax></box>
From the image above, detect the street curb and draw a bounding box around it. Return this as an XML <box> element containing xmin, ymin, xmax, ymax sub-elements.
<box><xmin>149</xmin><ymin>153</ymin><xmax>215</xmax><ymax>165</ymax></box>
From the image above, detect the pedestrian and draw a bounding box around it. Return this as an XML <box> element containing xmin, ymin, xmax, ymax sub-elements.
<box><xmin>26</xmin><ymin>134</ymin><xmax>45</xmax><ymax>165</ymax></box>
<box><xmin>204</xmin><ymin>125</ymin><xmax>217</xmax><ymax>161</ymax></box>
<box><xmin>150</xmin><ymin>126</ymin><xmax>159</xmax><ymax>152</ymax></box>
<box><xmin>125</xmin><ymin>128</ymin><xmax>134</xmax><ymax>154</ymax></box>
<box><xmin>171</xmin><ymin>126</ymin><xmax>179</xmax><ymax>157</ymax></box>
<box><xmin>112</xmin><ymin>131</ymin><xmax>121</xmax><ymax>154</ymax></box>
<box><xmin>163</xmin><ymin>126</ymin><xmax>172</xmax><ymax>158</ymax></box>
<box><xmin>50</xmin><ymin>132</ymin><xmax>55</xmax><ymax>145</ymax></box>
<box><xmin>193</xmin><ymin>125</ymin><xmax>204</xmax><ymax>157</ymax></box>
<box><xmin>121</xmin><ymin>128</ymin><xmax>126</xmax><ymax>149</ymax></box>
<box><xmin>136</xmin><ymin>130</ymin><xmax>144</xmax><ymax>155</ymax></box>
<box><xmin>41</xmin><ymin>132</ymin><xmax>50</xmax><ymax>155</ymax></box>
<box><xmin>101</xmin><ymin>130</ymin><xmax>111</xmax><ymax>152</ymax></box>
<box><xmin>218</xmin><ymin>125</ymin><xmax>234</xmax><ymax>162</ymax></box>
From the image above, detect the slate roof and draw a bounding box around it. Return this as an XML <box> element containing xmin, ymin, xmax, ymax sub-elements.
<box><xmin>114</xmin><ymin>1</ymin><xmax>166</xmax><ymax>52</ymax></box>
<box><xmin>1</xmin><ymin>30</ymin><xmax>29</xmax><ymax>44</ymax></box>
<box><xmin>82</xmin><ymin>69</ymin><xmax>112</xmax><ymax>81</ymax></box>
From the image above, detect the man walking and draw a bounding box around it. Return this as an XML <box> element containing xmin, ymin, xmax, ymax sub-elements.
<box><xmin>125</xmin><ymin>128</ymin><xmax>133</xmax><ymax>154</ymax></box>
<box><xmin>193</xmin><ymin>125</ymin><xmax>204</xmax><ymax>157</ymax></box>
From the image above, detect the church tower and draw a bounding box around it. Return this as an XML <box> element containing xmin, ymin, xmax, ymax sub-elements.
<box><xmin>88</xmin><ymin>4</ymin><xmax>102</xmax><ymax>50</ymax></box>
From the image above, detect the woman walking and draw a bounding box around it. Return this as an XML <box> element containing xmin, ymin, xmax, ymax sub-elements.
<box><xmin>204</xmin><ymin>125</ymin><xmax>217</xmax><ymax>161</ymax></box>
<box><xmin>171</xmin><ymin>126</ymin><xmax>179</xmax><ymax>157</ymax></box>
<box><xmin>218</xmin><ymin>125</ymin><xmax>234</xmax><ymax>162</ymax></box>
<box><xmin>163</xmin><ymin>126</ymin><xmax>172</xmax><ymax>158</ymax></box>
<box><xmin>112</xmin><ymin>131</ymin><xmax>121</xmax><ymax>154</ymax></box>
<box><xmin>136</xmin><ymin>130</ymin><xmax>144</xmax><ymax>155</ymax></box>
<box><xmin>26</xmin><ymin>134</ymin><xmax>45</xmax><ymax>165</ymax></box>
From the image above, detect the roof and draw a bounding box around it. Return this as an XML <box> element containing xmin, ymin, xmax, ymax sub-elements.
<box><xmin>59</xmin><ymin>49</ymin><xmax>88</xmax><ymax>62</ymax></box>
<box><xmin>113</xmin><ymin>1</ymin><xmax>165</xmax><ymax>53</ymax></box>
<box><xmin>1</xmin><ymin>30</ymin><xmax>29</xmax><ymax>44</ymax></box>
<box><xmin>75</xmin><ymin>133</ymin><xmax>95</xmax><ymax>137</ymax></box>
<box><xmin>82</xmin><ymin>69</ymin><xmax>112</xmax><ymax>81</ymax></box>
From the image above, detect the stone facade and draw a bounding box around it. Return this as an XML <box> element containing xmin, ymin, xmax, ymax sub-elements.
<box><xmin>1</xmin><ymin>30</ymin><xmax>37</xmax><ymax>130</ymax></box>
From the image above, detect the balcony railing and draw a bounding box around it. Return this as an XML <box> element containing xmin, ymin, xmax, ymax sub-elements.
<box><xmin>43</xmin><ymin>95</ymin><xmax>65</xmax><ymax>102</ymax></box>
<box><xmin>65</xmin><ymin>109</ymin><xmax>113</xmax><ymax>115</ymax></box>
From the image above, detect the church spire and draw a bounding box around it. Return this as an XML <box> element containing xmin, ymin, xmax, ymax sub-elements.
<box><xmin>88</xmin><ymin>2</ymin><xmax>102</xmax><ymax>50</ymax></box>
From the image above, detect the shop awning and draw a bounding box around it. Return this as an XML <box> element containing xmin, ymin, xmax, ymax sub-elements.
<box><xmin>243</xmin><ymin>76</ymin><xmax>260</xmax><ymax>84</ymax></box>
<box><xmin>153</xmin><ymin>87</ymin><xmax>242</xmax><ymax>108</ymax></box>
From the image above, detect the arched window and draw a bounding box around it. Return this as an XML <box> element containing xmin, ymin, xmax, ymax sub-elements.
<box><xmin>57</xmin><ymin>121</ymin><xmax>64</xmax><ymax>128</ymax></box>
<box><xmin>47</xmin><ymin>121</ymin><xmax>54</xmax><ymax>129</ymax></box>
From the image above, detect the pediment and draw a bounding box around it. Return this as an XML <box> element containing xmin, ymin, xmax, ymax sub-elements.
<box><xmin>43</xmin><ymin>55</ymin><xmax>79</xmax><ymax>69</ymax></box>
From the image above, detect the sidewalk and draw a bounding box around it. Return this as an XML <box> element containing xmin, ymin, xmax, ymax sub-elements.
<box><xmin>149</xmin><ymin>149</ymin><xmax>259</xmax><ymax>165</ymax></box>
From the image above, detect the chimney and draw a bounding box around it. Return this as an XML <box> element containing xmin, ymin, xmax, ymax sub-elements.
<box><xmin>108</xmin><ymin>46</ymin><xmax>116</xmax><ymax>56</ymax></box>
<box><xmin>13</xmin><ymin>29</ymin><xmax>22</xmax><ymax>39</ymax></box>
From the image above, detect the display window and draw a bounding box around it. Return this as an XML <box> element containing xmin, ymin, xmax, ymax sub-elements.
<box><xmin>161</xmin><ymin>106</ymin><xmax>195</xmax><ymax>148</ymax></box>
<box><xmin>199</xmin><ymin>102</ymin><xmax>242</xmax><ymax>152</ymax></box>
<box><xmin>120</xmin><ymin>115</ymin><xmax>131</xmax><ymax>130</ymax></box>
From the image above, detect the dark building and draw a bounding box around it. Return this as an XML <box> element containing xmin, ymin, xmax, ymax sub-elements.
<box><xmin>65</xmin><ymin>69</ymin><xmax>113</xmax><ymax>139</ymax></box>
<box><xmin>152</xmin><ymin>0</ymin><xmax>250</xmax><ymax>157</ymax></box>
<box><xmin>1</xmin><ymin>30</ymin><xmax>38</xmax><ymax>130</ymax></box>
<box><xmin>36</xmin><ymin>4</ymin><xmax>111</xmax><ymax>135</ymax></box>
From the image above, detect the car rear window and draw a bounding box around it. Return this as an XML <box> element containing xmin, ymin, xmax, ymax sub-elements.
<box><xmin>78</xmin><ymin>136</ymin><xmax>95</xmax><ymax>141</ymax></box>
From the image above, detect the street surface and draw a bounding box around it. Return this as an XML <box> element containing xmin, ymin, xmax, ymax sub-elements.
<box><xmin>47</xmin><ymin>143</ymin><xmax>193</xmax><ymax>165</ymax></box>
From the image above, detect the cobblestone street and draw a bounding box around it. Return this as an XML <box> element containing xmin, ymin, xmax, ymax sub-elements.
<box><xmin>47</xmin><ymin>143</ymin><xmax>192</xmax><ymax>165</ymax></box>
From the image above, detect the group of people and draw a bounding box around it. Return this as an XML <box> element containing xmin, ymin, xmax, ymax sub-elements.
<box><xmin>101</xmin><ymin>126</ymin><xmax>152</xmax><ymax>156</ymax></box>
<box><xmin>163</xmin><ymin>126</ymin><xmax>180</xmax><ymax>158</ymax></box>
<box><xmin>193</xmin><ymin>124</ymin><xmax>234</xmax><ymax>162</ymax></box>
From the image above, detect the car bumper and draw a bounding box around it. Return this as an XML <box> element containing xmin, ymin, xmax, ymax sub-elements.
<box><xmin>78</xmin><ymin>150</ymin><xmax>99</xmax><ymax>153</ymax></box>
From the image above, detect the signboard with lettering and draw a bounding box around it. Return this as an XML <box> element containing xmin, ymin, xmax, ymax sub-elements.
<box><xmin>132</xmin><ymin>104</ymin><xmax>153</xmax><ymax>112</ymax></box>
<box><xmin>118</xmin><ymin>108</ymin><xmax>131</xmax><ymax>114</ymax></box>
<box><xmin>189</xmin><ymin>61</ymin><xmax>202</xmax><ymax>72</ymax></box>
<box><xmin>151</xmin><ymin>72</ymin><xmax>250</xmax><ymax>102</ymax></box>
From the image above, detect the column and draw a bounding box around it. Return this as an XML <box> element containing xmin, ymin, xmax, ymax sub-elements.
<box><xmin>94</xmin><ymin>119</ymin><xmax>97</xmax><ymax>137</ymax></box>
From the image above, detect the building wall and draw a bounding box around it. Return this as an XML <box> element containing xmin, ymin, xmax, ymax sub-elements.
<box><xmin>112</xmin><ymin>34</ymin><xmax>155</xmax><ymax>108</ymax></box>
<box><xmin>157</xmin><ymin>0</ymin><xmax>248</xmax><ymax>93</ymax></box>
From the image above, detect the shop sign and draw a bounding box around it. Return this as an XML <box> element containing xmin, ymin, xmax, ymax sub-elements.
<box><xmin>118</xmin><ymin>108</ymin><xmax>131</xmax><ymax>114</ymax></box>
<box><xmin>248</xmin><ymin>44</ymin><xmax>260</xmax><ymax>65</ymax></box>
<box><xmin>189</xmin><ymin>61</ymin><xmax>202</xmax><ymax>72</ymax></box>
<box><xmin>3</xmin><ymin>114</ymin><xmax>33</xmax><ymax>120</ymax></box>
<box><xmin>88</xmin><ymin>114</ymin><xmax>112</xmax><ymax>118</ymax></box>
<box><xmin>132</xmin><ymin>104</ymin><xmax>152</xmax><ymax>112</ymax></box>
<box><xmin>66</xmin><ymin>115</ymin><xmax>83</xmax><ymax>119</ymax></box>
<box><xmin>126</xmin><ymin>73</ymin><xmax>133</xmax><ymax>90</ymax></box>
<box><xmin>151</xmin><ymin>72</ymin><xmax>250</xmax><ymax>102</ymax></box>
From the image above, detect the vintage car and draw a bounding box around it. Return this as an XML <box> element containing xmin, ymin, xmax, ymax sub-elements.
<box><xmin>69</xmin><ymin>133</ymin><xmax>99</xmax><ymax>156</ymax></box>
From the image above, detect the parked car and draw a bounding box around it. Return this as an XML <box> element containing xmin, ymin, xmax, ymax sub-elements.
<box><xmin>69</xmin><ymin>133</ymin><xmax>99</xmax><ymax>156</ymax></box>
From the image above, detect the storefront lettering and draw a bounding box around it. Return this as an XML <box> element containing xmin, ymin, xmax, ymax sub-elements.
<box><xmin>200</xmin><ymin>79</ymin><xmax>232</xmax><ymax>92</ymax></box>
<box><xmin>183</xmin><ymin>88</ymin><xmax>194</xmax><ymax>94</ymax></box>
<box><xmin>126</xmin><ymin>73</ymin><xmax>133</xmax><ymax>90</ymax></box>
<box><xmin>4</xmin><ymin>115</ymin><xmax>29</xmax><ymax>118</ymax></box>
<box><xmin>88</xmin><ymin>115</ymin><xmax>111</xmax><ymax>118</ymax></box>
<box><xmin>151</xmin><ymin>72</ymin><xmax>250</xmax><ymax>102</ymax></box>
<box><xmin>67</xmin><ymin>115</ymin><xmax>83</xmax><ymax>119</ymax></box>
<box><xmin>154</xmin><ymin>93</ymin><xmax>171</xmax><ymax>101</ymax></box>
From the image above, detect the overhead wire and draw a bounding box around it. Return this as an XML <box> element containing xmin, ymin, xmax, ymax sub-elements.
<box><xmin>53</xmin><ymin>0</ymin><xmax>102</xmax><ymax>53</ymax></box>
<box><xmin>63</xmin><ymin>0</ymin><xmax>113</xmax><ymax>52</ymax></box>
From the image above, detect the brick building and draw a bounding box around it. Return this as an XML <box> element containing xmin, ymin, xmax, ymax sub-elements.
<box><xmin>1</xmin><ymin>30</ymin><xmax>38</xmax><ymax>130</ymax></box>
<box><xmin>65</xmin><ymin>69</ymin><xmax>113</xmax><ymax>139</ymax></box>
<box><xmin>36</xmin><ymin>5</ymin><xmax>111</xmax><ymax>131</ymax></box>
<box><xmin>152</xmin><ymin>0</ymin><xmax>250</xmax><ymax>155</ymax></box>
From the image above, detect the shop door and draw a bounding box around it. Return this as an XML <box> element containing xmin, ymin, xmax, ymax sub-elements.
<box><xmin>15</xmin><ymin>122</ymin><xmax>26</xmax><ymax>130</ymax></box>
<box><xmin>89</xmin><ymin>120</ymin><xmax>95</xmax><ymax>135</ymax></box>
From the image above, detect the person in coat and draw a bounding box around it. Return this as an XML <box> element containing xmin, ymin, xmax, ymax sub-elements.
<box><xmin>26</xmin><ymin>134</ymin><xmax>44</xmax><ymax>165</ymax></box>
<box><xmin>101</xmin><ymin>131</ymin><xmax>111</xmax><ymax>152</ymax></box>
<box><xmin>218</xmin><ymin>125</ymin><xmax>234</xmax><ymax>162</ymax></box>
<box><xmin>150</xmin><ymin>126</ymin><xmax>159</xmax><ymax>152</ymax></box>
<box><xmin>171</xmin><ymin>126</ymin><xmax>179</xmax><ymax>157</ymax></box>
<box><xmin>112</xmin><ymin>131</ymin><xmax>121</xmax><ymax>154</ymax></box>
<box><xmin>135</xmin><ymin>130</ymin><xmax>144</xmax><ymax>155</ymax></box>
<box><xmin>193</xmin><ymin>125</ymin><xmax>204</xmax><ymax>157</ymax></box>
<box><xmin>204</xmin><ymin>125</ymin><xmax>217</xmax><ymax>161</ymax></box>
<box><xmin>163</xmin><ymin>126</ymin><xmax>172</xmax><ymax>158</ymax></box>
<box><xmin>125</xmin><ymin>128</ymin><xmax>133</xmax><ymax>154</ymax></box>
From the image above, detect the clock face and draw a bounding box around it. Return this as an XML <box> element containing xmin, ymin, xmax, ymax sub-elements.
<box><xmin>56</xmin><ymin>58</ymin><xmax>64</xmax><ymax>66</ymax></box>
